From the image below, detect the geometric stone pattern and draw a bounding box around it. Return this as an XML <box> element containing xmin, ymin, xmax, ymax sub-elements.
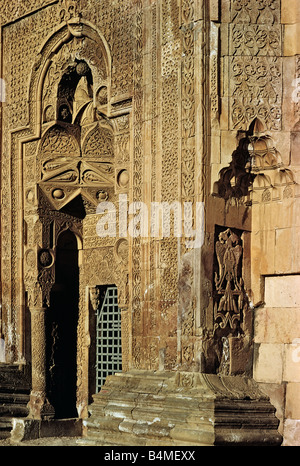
<box><xmin>228</xmin><ymin>0</ymin><xmax>282</xmax><ymax>130</ymax></box>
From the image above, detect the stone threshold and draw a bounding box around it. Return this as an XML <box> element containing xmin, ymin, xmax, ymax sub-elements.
<box><xmin>10</xmin><ymin>418</ymin><xmax>84</xmax><ymax>443</ymax></box>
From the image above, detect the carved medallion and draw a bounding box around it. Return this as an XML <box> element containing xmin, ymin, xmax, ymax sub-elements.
<box><xmin>38</xmin><ymin>249</ymin><xmax>53</xmax><ymax>268</ymax></box>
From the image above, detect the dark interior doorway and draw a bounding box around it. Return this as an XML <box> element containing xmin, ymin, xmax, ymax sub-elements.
<box><xmin>48</xmin><ymin>229</ymin><xmax>79</xmax><ymax>418</ymax></box>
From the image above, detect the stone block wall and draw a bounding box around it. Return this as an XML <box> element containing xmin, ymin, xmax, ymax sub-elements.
<box><xmin>253</xmin><ymin>276</ymin><xmax>300</xmax><ymax>445</ymax></box>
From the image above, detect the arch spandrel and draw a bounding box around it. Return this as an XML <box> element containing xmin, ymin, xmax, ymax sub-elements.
<box><xmin>81</xmin><ymin>123</ymin><xmax>114</xmax><ymax>159</ymax></box>
<box><xmin>40</xmin><ymin>124</ymin><xmax>80</xmax><ymax>157</ymax></box>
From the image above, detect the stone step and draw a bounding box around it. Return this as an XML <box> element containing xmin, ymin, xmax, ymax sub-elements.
<box><xmin>0</xmin><ymin>365</ymin><xmax>31</xmax><ymax>393</ymax></box>
<box><xmin>0</xmin><ymin>418</ymin><xmax>13</xmax><ymax>439</ymax></box>
<box><xmin>79</xmin><ymin>427</ymin><xmax>203</xmax><ymax>447</ymax></box>
<box><xmin>84</xmin><ymin>371</ymin><xmax>283</xmax><ymax>446</ymax></box>
<box><xmin>87</xmin><ymin>405</ymin><xmax>215</xmax><ymax>433</ymax></box>
<box><xmin>0</xmin><ymin>364</ymin><xmax>21</xmax><ymax>371</ymax></box>
<box><xmin>0</xmin><ymin>364</ymin><xmax>31</xmax><ymax>439</ymax></box>
<box><xmin>85</xmin><ymin>419</ymin><xmax>214</xmax><ymax>447</ymax></box>
<box><xmin>0</xmin><ymin>392</ymin><xmax>30</xmax><ymax>404</ymax></box>
<box><xmin>0</xmin><ymin>404</ymin><xmax>29</xmax><ymax>417</ymax></box>
<box><xmin>214</xmin><ymin>398</ymin><xmax>280</xmax><ymax>429</ymax></box>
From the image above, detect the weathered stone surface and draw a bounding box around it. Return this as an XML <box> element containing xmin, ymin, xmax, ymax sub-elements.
<box><xmin>255</xmin><ymin>308</ymin><xmax>300</xmax><ymax>344</ymax></box>
<box><xmin>254</xmin><ymin>343</ymin><xmax>284</xmax><ymax>384</ymax></box>
<box><xmin>79</xmin><ymin>371</ymin><xmax>282</xmax><ymax>446</ymax></box>
<box><xmin>265</xmin><ymin>276</ymin><xmax>300</xmax><ymax>308</ymax></box>
<box><xmin>282</xmin><ymin>420</ymin><xmax>300</xmax><ymax>446</ymax></box>
<box><xmin>286</xmin><ymin>383</ymin><xmax>300</xmax><ymax>419</ymax></box>
<box><xmin>0</xmin><ymin>365</ymin><xmax>30</xmax><ymax>439</ymax></box>
<box><xmin>10</xmin><ymin>418</ymin><xmax>83</xmax><ymax>443</ymax></box>
<box><xmin>0</xmin><ymin>0</ymin><xmax>298</xmax><ymax>446</ymax></box>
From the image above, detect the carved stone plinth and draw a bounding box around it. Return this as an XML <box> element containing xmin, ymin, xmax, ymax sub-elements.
<box><xmin>81</xmin><ymin>371</ymin><xmax>283</xmax><ymax>446</ymax></box>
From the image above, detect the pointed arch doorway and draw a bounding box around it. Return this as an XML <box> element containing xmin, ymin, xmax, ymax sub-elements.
<box><xmin>48</xmin><ymin>229</ymin><xmax>79</xmax><ymax>419</ymax></box>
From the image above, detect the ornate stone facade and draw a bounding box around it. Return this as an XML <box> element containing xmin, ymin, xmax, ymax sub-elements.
<box><xmin>0</xmin><ymin>0</ymin><xmax>299</xmax><ymax>446</ymax></box>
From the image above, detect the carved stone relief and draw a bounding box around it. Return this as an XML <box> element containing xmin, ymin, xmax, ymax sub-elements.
<box><xmin>0</xmin><ymin>0</ymin><xmax>135</xmax><ymax>417</ymax></box>
<box><xmin>230</xmin><ymin>24</ymin><xmax>281</xmax><ymax>56</ymax></box>
<box><xmin>231</xmin><ymin>0</ymin><xmax>281</xmax><ymax>24</ymax></box>
<box><xmin>294</xmin><ymin>56</ymin><xmax>300</xmax><ymax>121</ymax></box>
<box><xmin>213</xmin><ymin>227</ymin><xmax>247</xmax><ymax>332</ymax></box>
<box><xmin>228</xmin><ymin>0</ymin><xmax>283</xmax><ymax>131</ymax></box>
<box><xmin>131</xmin><ymin>0</ymin><xmax>143</xmax><ymax>368</ymax></box>
<box><xmin>214</xmin><ymin>119</ymin><xmax>296</xmax><ymax>205</ymax></box>
<box><xmin>230</xmin><ymin>56</ymin><xmax>282</xmax><ymax>130</ymax></box>
<box><xmin>0</xmin><ymin>0</ymin><xmax>55</xmax><ymax>25</ymax></box>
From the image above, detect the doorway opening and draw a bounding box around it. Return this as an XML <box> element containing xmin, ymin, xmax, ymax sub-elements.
<box><xmin>95</xmin><ymin>285</ymin><xmax>122</xmax><ymax>393</ymax></box>
<box><xmin>48</xmin><ymin>229</ymin><xmax>79</xmax><ymax>418</ymax></box>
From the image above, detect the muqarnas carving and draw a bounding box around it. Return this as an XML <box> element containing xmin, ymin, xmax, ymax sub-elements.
<box><xmin>213</xmin><ymin>227</ymin><xmax>248</xmax><ymax>334</ymax></box>
<box><xmin>215</xmin><ymin>135</ymin><xmax>254</xmax><ymax>202</ymax></box>
<box><xmin>214</xmin><ymin>118</ymin><xmax>295</xmax><ymax>205</ymax></box>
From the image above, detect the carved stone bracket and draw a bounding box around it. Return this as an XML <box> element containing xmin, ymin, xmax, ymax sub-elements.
<box><xmin>89</xmin><ymin>286</ymin><xmax>100</xmax><ymax>312</ymax></box>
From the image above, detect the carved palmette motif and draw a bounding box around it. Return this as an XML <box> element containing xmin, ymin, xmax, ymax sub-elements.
<box><xmin>213</xmin><ymin>228</ymin><xmax>247</xmax><ymax>331</ymax></box>
<box><xmin>230</xmin><ymin>56</ymin><xmax>282</xmax><ymax>130</ymax></box>
<box><xmin>231</xmin><ymin>0</ymin><xmax>280</xmax><ymax>24</ymax></box>
<box><xmin>229</xmin><ymin>0</ymin><xmax>282</xmax><ymax>131</ymax></box>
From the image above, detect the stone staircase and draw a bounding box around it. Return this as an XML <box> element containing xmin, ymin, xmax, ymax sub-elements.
<box><xmin>0</xmin><ymin>364</ymin><xmax>31</xmax><ymax>439</ymax></box>
<box><xmin>79</xmin><ymin>370</ymin><xmax>283</xmax><ymax>446</ymax></box>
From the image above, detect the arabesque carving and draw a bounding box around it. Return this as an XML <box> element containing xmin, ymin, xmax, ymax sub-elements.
<box><xmin>231</xmin><ymin>0</ymin><xmax>280</xmax><ymax>24</ymax></box>
<box><xmin>230</xmin><ymin>56</ymin><xmax>282</xmax><ymax>130</ymax></box>
<box><xmin>11</xmin><ymin>9</ymin><xmax>132</xmax><ymax>420</ymax></box>
<box><xmin>229</xmin><ymin>0</ymin><xmax>282</xmax><ymax>131</ymax></box>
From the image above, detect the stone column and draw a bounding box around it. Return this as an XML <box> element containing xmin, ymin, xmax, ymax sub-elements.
<box><xmin>27</xmin><ymin>306</ymin><xmax>54</xmax><ymax>420</ymax></box>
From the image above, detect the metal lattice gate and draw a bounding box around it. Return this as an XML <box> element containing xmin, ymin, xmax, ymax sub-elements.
<box><xmin>96</xmin><ymin>286</ymin><xmax>122</xmax><ymax>393</ymax></box>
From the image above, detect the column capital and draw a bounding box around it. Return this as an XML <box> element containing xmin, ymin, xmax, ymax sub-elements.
<box><xmin>29</xmin><ymin>306</ymin><xmax>48</xmax><ymax>313</ymax></box>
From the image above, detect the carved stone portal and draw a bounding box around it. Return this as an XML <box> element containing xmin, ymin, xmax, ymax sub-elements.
<box><xmin>22</xmin><ymin>16</ymin><xmax>131</xmax><ymax>421</ymax></box>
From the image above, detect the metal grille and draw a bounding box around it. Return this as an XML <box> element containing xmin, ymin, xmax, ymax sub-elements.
<box><xmin>96</xmin><ymin>286</ymin><xmax>122</xmax><ymax>393</ymax></box>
